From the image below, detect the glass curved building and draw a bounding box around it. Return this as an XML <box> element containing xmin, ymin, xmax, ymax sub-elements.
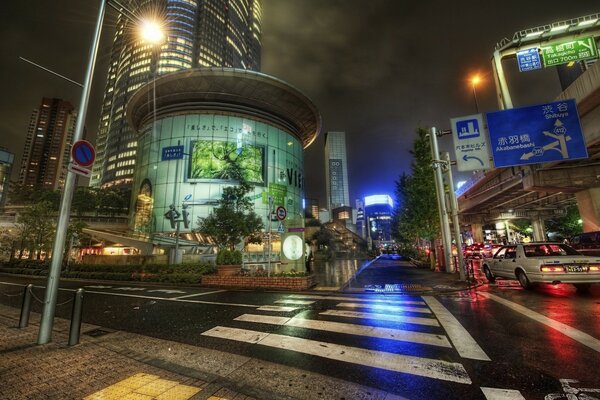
<box><xmin>126</xmin><ymin>68</ymin><xmax>321</xmax><ymax>236</ymax></box>
<box><xmin>91</xmin><ymin>0</ymin><xmax>262</xmax><ymax>189</ymax></box>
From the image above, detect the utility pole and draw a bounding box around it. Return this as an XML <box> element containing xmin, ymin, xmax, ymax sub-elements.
<box><xmin>429</xmin><ymin>127</ymin><xmax>454</xmax><ymax>274</ymax></box>
<box><xmin>442</xmin><ymin>152</ymin><xmax>466</xmax><ymax>281</ymax></box>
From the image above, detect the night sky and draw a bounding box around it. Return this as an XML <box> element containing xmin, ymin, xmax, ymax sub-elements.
<box><xmin>1</xmin><ymin>1</ymin><xmax>598</xmax><ymax>207</ymax></box>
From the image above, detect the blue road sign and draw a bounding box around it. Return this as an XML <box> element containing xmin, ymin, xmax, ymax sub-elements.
<box><xmin>487</xmin><ymin>99</ymin><xmax>588</xmax><ymax>168</ymax></box>
<box><xmin>161</xmin><ymin>145</ymin><xmax>184</xmax><ymax>161</ymax></box>
<box><xmin>517</xmin><ymin>48</ymin><xmax>542</xmax><ymax>72</ymax></box>
<box><xmin>71</xmin><ymin>140</ymin><xmax>95</xmax><ymax>167</ymax></box>
<box><xmin>450</xmin><ymin>113</ymin><xmax>491</xmax><ymax>172</ymax></box>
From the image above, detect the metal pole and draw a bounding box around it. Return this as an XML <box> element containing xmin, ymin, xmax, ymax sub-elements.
<box><xmin>174</xmin><ymin>220</ymin><xmax>180</xmax><ymax>264</ymax></box>
<box><xmin>38</xmin><ymin>0</ymin><xmax>106</xmax><ymax>345</ymax></box>
<box><xmin>472</xmin><ymin>84</ymin><xmax>480</xmax><ymax>113</ymax></box>
<box><xmin>430</xmin><ymin>127</ymin><xmax>453</xmax><ymax>273</ymax></box>
<box><xmin>68</xmin><ymin>288</ymin><xmax>84</xmax><ymax>346</ymax></box>
<box><xmin>492</xmin><ymin>49</ymin><xmax>513</xmax><ymax>110</ymax></box>
<box><xmin>442</xmin><ymin>152</ymin><xmax>466</xmax><ymax>281</ymax></box>
<box><xmin>19</xmin><ymin>284</ymin><xmax>33</xmax><ymax>329</ymax></box>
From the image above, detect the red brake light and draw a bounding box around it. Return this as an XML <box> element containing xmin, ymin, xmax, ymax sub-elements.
<box><xmin>589</xmin><ymin>265</ymin><xmax>600</xmax><ymax>272</ymax></box>
<box><xmin>541</xmin><ymin>265</ymin><xmax>564</xmax><ymax>272</ymax></box>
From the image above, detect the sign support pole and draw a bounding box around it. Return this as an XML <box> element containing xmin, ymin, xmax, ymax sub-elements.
<box><xmin>443</xmin><ymin>152</ymin><xmax>466</xmax><ymax>281</ymax></box>
<box><xmin>492</xmin><ymin>49</ymin><xmax>513</xmax><ymax>110</ymax></box>
<box><xmin>38</xmin><ymin>0</ymin><xmax>106</xmax><ymax>345</ymax></box>
<box><xmin>430</xmin><ymin>128</ymin><xmax>454</xmax><ymax>273</ymax></box>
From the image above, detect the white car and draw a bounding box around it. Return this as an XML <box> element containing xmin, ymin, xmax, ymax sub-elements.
<box><xmin>482</xmin><ymin>242</ymin><xmax>600</xmax><ymax>291</ymax></box>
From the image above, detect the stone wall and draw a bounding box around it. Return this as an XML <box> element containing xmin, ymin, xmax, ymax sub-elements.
<box><xmin>202</xmin><ymin>274</ymin><xmax>317</xmax><ymax>290</ymax></box>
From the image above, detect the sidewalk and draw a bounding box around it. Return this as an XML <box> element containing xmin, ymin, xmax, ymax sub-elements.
<box><xmin>341</xmin><ymin>256</ymin><xmax>484</xmax><ymax>294</ymax></box>
<box><xmin>0</xmin><ymin>301</ymin><xmax>405</xmax><ymax>400</ymax></box>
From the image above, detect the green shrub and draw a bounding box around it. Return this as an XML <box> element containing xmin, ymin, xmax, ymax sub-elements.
<box><xmin>216</xmin><ymin>249</ymin><xmax>242</xmax><ymax>265</ymax></box>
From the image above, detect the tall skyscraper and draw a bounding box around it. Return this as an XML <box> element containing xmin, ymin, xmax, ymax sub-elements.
<box><xmin>324</xmin><ymin>131</ymin><xmax>350</xmax><ymax>212</ymax></box>
<box><xmin>19</xmin><ymin>98</ymin><xmax>77</xmax><ymax>190</ymax></box>
<box><xmin>0</xmin><ymin>148</ymin><xmax>14</xmax><ymax>208</ymax></box>
<box><xmin>91</xmin><ymin>0</ymin><xmax>263</xmax><ymax>189</ymax></box>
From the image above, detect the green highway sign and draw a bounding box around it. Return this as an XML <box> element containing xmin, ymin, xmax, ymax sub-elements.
<box><xmin>541</xmin><ymin>36</ymin><xmax>598</xmax><ymax>68</ymax></box>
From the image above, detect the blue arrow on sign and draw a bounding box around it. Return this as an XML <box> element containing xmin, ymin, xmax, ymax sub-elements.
<box><xmin>462</xmin><ymin>154</ymin><xmax>484</xmax><ymax>166</ymax></box>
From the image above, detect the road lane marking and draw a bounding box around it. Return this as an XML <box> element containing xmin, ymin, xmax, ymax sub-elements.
<box><xmin>273</xmin><ymin>299</ymin><xmax>314</xmax><ymax>305</ymax></box>
<box><xmin>256</xmin><ymin>305</ymin><xmax>301</xmax><ymax>312</ymax></box>
<box><xmin>173</xmin><ymin>290</ymin><xmax>226</xmax><ymax>299</ymax></box>
<box><xmin>479</xmin><ymin>292</ymin><xmax>600</xmax><ymax>353</ymax></box>
<box><xmin>287</xmin><ymin>294</ymin><xmax>426</xmax><ymax>305</ymax></box>
<box><xmin>422</xmin><ymin>296</ymin><xmax>491</xmax><ymax>361</ymax></box>
<box><xmin>481</xmin><ymin>387</ymin><xmax>525</xmax><ymax>399</ymax></box>
<box><xmin>201</xmin><ymin>326</ymin><xmax>471</xmax><ymax>384</ymax></box>
<box><xmin>234</xmin><ymin>314</ymin><xmax>451</xmax><ymax>347</ymax></box>
<box><xmin>319</xmin><ymin>310</ymin><xmax>440</xmax><ymax>327</ymax></box>
<box><xmin>336</xmin><ymin>302</ymin><xmax>432</xmax><ymax>314</ymax></box>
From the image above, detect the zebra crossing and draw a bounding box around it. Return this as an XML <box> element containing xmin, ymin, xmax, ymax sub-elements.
<box><xmin>200</xmin><ymin>293</ymin><xmax>489</xmax><ymax>386</ymax></box>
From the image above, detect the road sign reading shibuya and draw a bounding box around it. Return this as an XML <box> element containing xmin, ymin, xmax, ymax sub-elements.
<box><xmin>487</xmin><ymin>99</ymin><xmax>588</xmax><ymax>168</ymax></box>
<box><xmin>541</xmin><ymin>36</ymin><xmax>598</xmax><ymax>67</ymax></box>
<box><xmin>450</xmin><ymin>114</ymin><xmax>491</xmax><ymax>172</ymax></box>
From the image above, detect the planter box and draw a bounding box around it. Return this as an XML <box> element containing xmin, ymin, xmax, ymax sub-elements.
<box><xmin>202</xmin><ymin>274</ymin><xmax>317</xmax><ymax>290</ymax></box>
<box><xmin>217</xmin><ymin>265</ymin><xmax>241</xmax><ymax>277</ymax></box>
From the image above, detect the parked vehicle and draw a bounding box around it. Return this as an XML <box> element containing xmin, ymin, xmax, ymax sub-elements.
<box><xmin>464</xmin><ymin>243</ymin><xmax>484</xmax><ymax>259</ymax></box>
<box><xmin>569</xmin><ymin>231</ymin><xmax>600</xmax><ymax>257</ymax></box>
<box><xmin>481</xmin><ymin>242</ymin><xmax>600</xmax><ymax>291</ymax></box>
<box><xmin>482</xmin><ymin>243</ymin><xmax>502</xmax><ymax>258</ymax></box>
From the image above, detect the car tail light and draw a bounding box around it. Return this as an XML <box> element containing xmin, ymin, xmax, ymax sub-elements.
<box><xmin>589</xmin><ymin>265</ymin><xmax>600</xmax><ymax>272</ymax></box>
<box><xmin>541</xmin><ymin>265</ymin><xmax>565</xmax><ymax>272</ymax></box>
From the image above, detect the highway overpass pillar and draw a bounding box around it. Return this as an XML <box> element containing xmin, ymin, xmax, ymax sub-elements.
<box><xmin>471</xmin><ymin>223</ymin><xmax>484</xmax><ymax>243</ymax></box>
<box><xmin>531</xmin><ymin>218</ymin><xmax>546</xmax><ymax>242</ymax></box>
<box><xmin>575</xmin><ymin>188</ymin><xmax>600</xmax><ymax>232</ymax></box>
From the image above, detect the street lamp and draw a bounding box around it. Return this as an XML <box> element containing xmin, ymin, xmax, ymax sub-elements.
<box><xmin>470</xmin><ymin>74</ymin><xmax>481</xmax><ymax>113</ymax></box>
<box><xmin>37</xmin><ymin>0</ymin><xmax>165</xmax><ymax>345</ymax></box>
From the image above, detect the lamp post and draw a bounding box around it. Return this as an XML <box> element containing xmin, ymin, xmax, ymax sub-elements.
<box><xmin>471</xmin><ymin>75</ymin><xmax>481</xmax><ymax>113</ymax></box>
<box><xmin>37</xmin><ymin>1</ymin><xmax>164</xmax><ymax>344</ymax></box>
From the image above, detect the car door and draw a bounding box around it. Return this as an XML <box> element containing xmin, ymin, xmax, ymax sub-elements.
<box><xmin>503</xmin><ymin>245</ymin><xmax>518</xmax><ymax>278</ymax></box>
<box><xmin>489</xmin><ymin>247</ymin><xmax>507</xmax><ymax>277</ymax></box>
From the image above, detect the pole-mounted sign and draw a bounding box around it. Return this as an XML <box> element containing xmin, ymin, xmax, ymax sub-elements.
<box><xmin>276</xmin><ymin>206</ymin><xmax>287</xmax><ymax>221</ymax></box>
<box><xmin>71</xmin><ymin>140</ymin><xmax>95</xmax><ymax>167</ymax></box>
<box><xmin>450</xmin><ymin>114</ymin><xmax>491</xmax><ymax>172</ymax></box>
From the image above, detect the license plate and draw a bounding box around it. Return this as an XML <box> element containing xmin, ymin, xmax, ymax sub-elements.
<box><xmin>565</xmin><ymin>265</ymin><xmax>586</xmax><ymax>273</ymax></box>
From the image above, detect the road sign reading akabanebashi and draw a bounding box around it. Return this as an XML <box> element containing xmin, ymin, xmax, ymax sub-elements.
<box><xmin>450</xmin><ymin>114</ymin><xmax>491</xmax><ymax>172</ymax></box>
<box><xmin>487</xmin><ymin>99</ymin><xmax>588</xmax><ymax>168</ymax></box>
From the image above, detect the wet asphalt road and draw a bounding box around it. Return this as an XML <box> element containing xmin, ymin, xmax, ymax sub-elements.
<box><xmin>1</xmin><ymin>261</ymin><xmax>600</xmax><ymax>400</ymax></box>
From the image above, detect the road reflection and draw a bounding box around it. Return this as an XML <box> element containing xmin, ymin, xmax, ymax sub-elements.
<box><xmin>311</xmin><ymin>258</ymin><xmax>370</xmax><ymax>289</ymax></box>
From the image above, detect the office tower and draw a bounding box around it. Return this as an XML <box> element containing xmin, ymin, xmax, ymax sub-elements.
<box><xmin>305</xmin><ymin>198</ymin><xmax>319</xmax><ymax>219</ymax></box>
<box><xmin>0</xmin><ymin>148</ymin><xmax>14</xmax><ymax>208</ymax></box>
<box><xmin>364</xmin><ymin>194</ymin><xmax>394</xmax><ymax>244</ymax></box>
<box><xmin>19</xmin><ymin>98</ymin><xmax>77</xmax><ymax>190</ymax></box>
<box><xmin>324</xmin><ymin>131</ymin><xmax>350</xmax><ymax>212</ymax></box>
<box><xmin>91</xmin><ymin>0</ymin><xmax>263</xmax><ymax>189</ymax></box>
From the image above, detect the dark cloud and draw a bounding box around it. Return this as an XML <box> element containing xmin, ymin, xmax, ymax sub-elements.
<box><xmin>1</xmin><ymin>0</ymin><xmax>598</xmax><ymax>207</ymax></box>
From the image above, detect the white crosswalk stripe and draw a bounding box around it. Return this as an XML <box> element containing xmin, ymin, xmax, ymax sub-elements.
<box><xmin>199</xmin><ymin>294</ymin><xmax>497</xmax><ymax>387</ymax></box>
<box><xmin>336</xmin><ymin>302</ymin><xmax>432</xmax><ymax>314</ymax></box>
<box><xmin>234</xmin><ymin>314</ymin><xmax>452</xmax><ymax>347</ymax></box>
<box><xmin>201</xmin><ymin>326</ymin><xmax>471</xmax><ymax>384</ymax></box>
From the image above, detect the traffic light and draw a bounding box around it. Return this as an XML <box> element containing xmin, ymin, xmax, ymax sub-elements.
<box><xmin>182</xmin><ymin>204</ymin><xmax>190</xmax><ymax>229</ymax></box>
<box><xmin>164</xmin><ymin>204</ymin><xmax>180</xmax><ymax>229</ymax></box>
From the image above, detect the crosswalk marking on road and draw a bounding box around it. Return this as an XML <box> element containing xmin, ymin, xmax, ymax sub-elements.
<box><xmin>479</xmin><ymin>292</ymin><xmax>600</xmax><ymax>353</ymax></box>
<box><xmin>201</xmin><ymin>326</ymin><xmax>472</xmax><ymax>384</ymax></box>
<box><xmin>336</xmin><ymin>302</ymin><xmax>432</xmax><ymax>314</ymax></box>
<box><xmin>287</xmin><ymin>294</ymin><xmax>426</xmax><ymax>305</ymax></box>
<box><xmin>319</xmin><ymin>309</ymin><xmax>440</xmax><ymax>327</ymax></box>
<box><xmin>256</xmin><ymin>305</ymin><xmax>300</xmax><ymax>312</ymax></box>
<box><xmin>422</xmin><ymin>296</ymin><xmax>491</xmax><ymax>361</ymax></box>
<box><xmin>234</xmin><ymin>314</ymin><xmax>452</xmax><ymax>347</ymax></box>
<box><xmin>273</xmin><ymin>299</ymin><xmax>315</xmax><ymax>305</ymax></box>
<box><xmin>480</xmin><ymin>387</ymin><xmax>526</xmax><ymax>399</ymax></box>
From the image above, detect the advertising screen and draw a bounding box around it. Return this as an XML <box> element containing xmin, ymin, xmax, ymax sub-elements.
<box><xmin>189</xmin><ymin>140</ymin><xmax>265</xmax><ymax>184</ymax></box>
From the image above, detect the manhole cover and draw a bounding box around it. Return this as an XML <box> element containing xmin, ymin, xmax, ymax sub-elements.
<box><xmin>84</xmin><ymin>328</ymin><xmax>114</xmax><ymax>337</ymax></box>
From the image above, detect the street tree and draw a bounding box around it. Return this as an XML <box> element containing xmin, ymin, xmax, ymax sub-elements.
<box><xmin>15</xmin><ymin>201</ymin><xmax>56</xmax><ymax>259</ymax></box>
<box><xmin>545</xmin><ymin>205</ymin><xmax>582</xmax><ymax>240</ymax></box>
<box><xmin>392</xmin><ymin>128</ymin><xmax>439</xmax><ymax>257</ymax></box>
<box><xmin>195</xmin><ymin>180</ymin><xmax>264</xmax><ymax>251</ymax></box>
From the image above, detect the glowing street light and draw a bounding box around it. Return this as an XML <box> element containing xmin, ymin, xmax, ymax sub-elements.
<box><xmin>140</xmin><ymin>19</ymin><xmax>165</xmax><ymax>45</ymax></box>
<box><xmin>470</xmin><ymin>74</ymin><xmax>481</xmax><ymax>113</ymax></box>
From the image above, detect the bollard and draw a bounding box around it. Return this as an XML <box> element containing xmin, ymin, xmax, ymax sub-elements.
<box><xmin>19</xmin><ymin>284</ymin><xmax>34</xmax><ymax>329</ymax></box>
<box><xmin>68</xmin><ymin>288</ymin><xmax>84</xmax><ymax>346</ymax></box>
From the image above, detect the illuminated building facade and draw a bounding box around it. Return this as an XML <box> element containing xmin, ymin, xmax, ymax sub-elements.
<box><xmin>91</xmin><ymin>0</ymin><xmax>262</xmax><ymax>189</ymax></box>
<box><xmin>324</xmin><ymin>131</ymin><xmax>350</xmax><ymax>212</ymax></box>
<box><xmin>364</xmin><ymin>194</ymin><xmax>394</xmax><ymax>244</ymax></box>
<box><xmin>126</xmin><ymin>68</ymin><xmax>320</xmax><ymax>238</ymax></box>
<box><xmin>0</xmin><ymin>148</ymin><xmax>14</xmax><ymax>208</ymax></box>
<box><xmin>19</xmin><ymin>98</ymin><xmax>76</xmax><ymax>190</ymax></box>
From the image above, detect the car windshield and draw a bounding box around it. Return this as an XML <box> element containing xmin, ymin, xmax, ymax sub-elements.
<box><xmin>523</xmin><ymin>243</ymin><xmax>582</xmax><ymax>257</ymax></box>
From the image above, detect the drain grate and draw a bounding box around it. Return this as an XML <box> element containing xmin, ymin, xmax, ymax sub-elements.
<box><xmin>364</xmin><ymin>283</ymin><xmax>426</xmax><ymax>293</ymax></box>
<box><xmin>84</xmin><ymin>328</ymin><xmax>114</xmax><ymax>337</ymax></box>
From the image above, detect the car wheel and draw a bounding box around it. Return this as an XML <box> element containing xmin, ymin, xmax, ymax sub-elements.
<box><xmin>483</xmin><ymin>265</ymin><xmax>495</xmax><ymax>283</ymax></box>
<box><xmin>516</xmin><ymin>270</ymin><xmax>532</xmax><ymax>289</ymax></box>
<box><xmin>574</xmin><ymin>283</ymin><xmax>591</xmax><ymax>293</ymax></box>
